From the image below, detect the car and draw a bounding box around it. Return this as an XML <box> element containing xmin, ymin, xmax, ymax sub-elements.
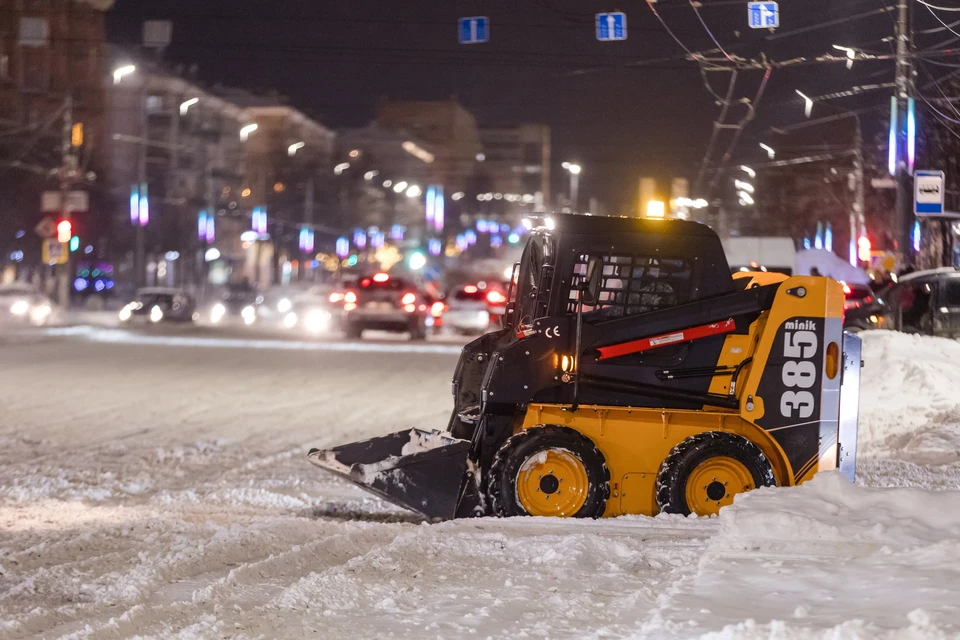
<box><xmin>841</xmin><ymin>281</ymin><xmax>884</xmax><ymax>332</ymax></box>
<box><xmin>206</xmin><ymin>282</ymin><xmax>260</xmax><ymax>326</ymax></box>
<box><xmin>0</xmin><ymin>283</ymin><xmax>54</xmax><ymax>326</ymax></box>
<box><xmin>441</xmin><ymin>282</ymin><xmax>510</xmax><ymax>335</ymax></box>
<box><xmin>118</xmin><ymin>287</ymin><xmax>197</xmax><ymax>324</ymax></box>
<box><xmin>341</xmin><ymin>272</ymin><xmax>428</xmax><ymax>340</ymax></box>
<box><xmin>878</xmin><ymin>267</ymin><xmax>960</xmax><ymax>337</ymax></box>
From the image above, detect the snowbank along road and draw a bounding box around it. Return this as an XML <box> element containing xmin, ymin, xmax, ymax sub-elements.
<box><xmin>1</xmin><ymin>328</ymin><xmax>959</xmax><ymax>639</ymax></box>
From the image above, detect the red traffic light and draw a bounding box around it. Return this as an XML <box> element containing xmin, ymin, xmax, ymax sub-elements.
<box><xmin>57</xmin><ymin>220</ymin><xmax>72</xmax><ymax>243</ymax></box>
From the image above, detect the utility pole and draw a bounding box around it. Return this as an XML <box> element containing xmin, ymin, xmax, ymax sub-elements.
<box><xmin>300</xmin><ymin>176</ymin><xmax>314</xmax><ymax>281</ymax></box>
<box><xmin>57</xmin><ymin>96</ymin><xmax>74</xmax><ymax>308</ymax></box>
<box><xmin>135</xmin><ymin>87</ymin><xmax>148</xmax><ymax>288</ymax></box>
<box><xmin>894</xmin><ymin>0</ymin><xmax>914</xmax><ymax>269</ymax></box>
<box><xmin>851</xmin><ymin>115</ymin><xmax>866</xmax><ymax>266</ymax></box>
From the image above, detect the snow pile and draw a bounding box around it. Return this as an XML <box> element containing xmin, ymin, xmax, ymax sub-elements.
<box><xmin>858</xmin><ymin>331</ymin><xmax>960</xmax><ymax>465</ymax></box>
<box><xmin>661</xmin><ymin>472</ymin><xmax>960</xmax><ymax>637</ymax></box>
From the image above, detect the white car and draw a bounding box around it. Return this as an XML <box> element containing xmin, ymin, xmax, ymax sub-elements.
<box><xmin>442</xmin><ymin>283</ymin><xmax>506</xmax><ymax>335</ymax></box>
<box><xmin>0</xmin><ymin>283</ymin><xmax>54</xmax><ymax>327</ymax></box>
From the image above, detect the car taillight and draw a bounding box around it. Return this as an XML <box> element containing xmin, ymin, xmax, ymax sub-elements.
<box><xmin>486</xmin><ymin>290</ymin><xmax>507</xmax><ymax>305</ymax></box>
<box><xmin>401</xmin><ymin>292</ymin><xmax>416</xmax><ymax>305</ymax></box>
<box><xmin>344</xmin><ymin>291</ymin><xmax>357</xmax><ymax>303</ymax></box>
<box><xmin>329</xmin><ymin>292</ymin><xmax>344</xmax><ymax>303</ymax></box>
<box><xmin>431</xmin><ymin>301</ymin><xmax>446</xmax><ymax>317</ymax></box>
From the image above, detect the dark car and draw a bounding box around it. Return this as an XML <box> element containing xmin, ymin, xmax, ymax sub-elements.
<box><xmin>207</xmin><ymin>282</ymin><xmax>260</xmax><ymax>326</ymax></box>
<box><xmin>842</xmin><ymin>282</ymin><xmax>884</xmax><ymax>332</ymax></box>
<box><xmin>879</xmin><ymin>267</ymin><xmax>960</xmax><ymax>337</ymax></box>
<box><xmin>119</xmin><ymin>287</ymin><xmax>197</xmax><ymax>324</ymax></box>
<box><xmin>342</xmin><ymin>272</ymin><xmax>428</xmax><ymax>340</ymax></box>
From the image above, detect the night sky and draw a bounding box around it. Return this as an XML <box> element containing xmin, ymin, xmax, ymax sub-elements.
<box><xmin>105</xmin><ymin>0</ymin><xmax>908</xmax><ymax>212</ymax></box>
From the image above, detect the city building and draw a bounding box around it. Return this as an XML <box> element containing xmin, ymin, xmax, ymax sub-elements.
<box><xmin>0</xmin><ymin>0</ymin><xmax>114</xmax><ymax>280</ymax></box>
<box><xmin>376</xmin><ymin>99</ymin><xmax>480</xmax><ymax>193</ymax></box>
<box><xmin>478</xmin><ymin>124</ymin><xmax>551</xmax><ymax>207</ymax></box>
<box><xmin>104</xmin><ymin>53</ymin><xmax>250</xmax><ymax>289</ymax></box>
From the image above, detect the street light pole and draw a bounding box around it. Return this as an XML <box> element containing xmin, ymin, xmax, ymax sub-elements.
<box><xmin>57</xmin><ymin>95</ymin><xmax>74</xmax><ymax>308</ymax></box>
<box><xmin>562</xmin><ymin>162</ymin><xmax>582</xmax><ymax>213</ymax></box>
<box><xmin>893</xmin><ymin>0</ymin><xmax>914</xmax><ymax>267</ymax></box>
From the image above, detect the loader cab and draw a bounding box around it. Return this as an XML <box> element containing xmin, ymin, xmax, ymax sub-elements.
<box><xmin>505</xmin><ymin>215</ymin><xmax>734</xmax><ymax>330</ymax></box>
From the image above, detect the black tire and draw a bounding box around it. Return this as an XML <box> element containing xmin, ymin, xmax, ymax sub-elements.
<box><xmin>344</xmin><ymin>322</ymin><xmax>363</xmax><ymax>339</ymax></box>
<box><xmin>656</xmin><ymin>431</ymin><xmax>776</xmax><ymax>516</ymax></box>
<box><xmin>488</xmin><ymin>425</ymin><xmax>610</xmax><ymax>518</ymax></box>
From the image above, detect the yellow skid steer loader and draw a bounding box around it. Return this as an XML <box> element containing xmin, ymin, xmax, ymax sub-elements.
<box><xmin>308</xmin><ymin>214</ymin><xmax>861</xmax><ymax>519</ymax></box>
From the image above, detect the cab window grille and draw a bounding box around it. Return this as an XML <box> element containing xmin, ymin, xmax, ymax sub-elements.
<box><xmin>567</xmin><ymin>254</ymin><xmax>692</xmax><ymax>320</ymax></box>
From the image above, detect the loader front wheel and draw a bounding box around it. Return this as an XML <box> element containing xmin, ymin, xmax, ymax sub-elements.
<box><xmin>656</xmin><ymin>432</ymin><xmax>776</xmax><ymax>517</ymax></box>
<box><xmin>488</xmin><ymin>426</ymin><xmax>609</xmax><ymax>518</ymax></box>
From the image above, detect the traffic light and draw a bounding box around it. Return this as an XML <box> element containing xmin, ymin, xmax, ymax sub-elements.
<box><xmin>857</xmin><ymin>236</ymin><xmax>871</xmax><ymax>263</ymax></box>
<box><xmin>71</xmin><ymin>123</ymin><xmax>83</xmax><ymax>147</ymax></box>
<box><xmin>57</xmin><ymin>220</ymin><xmax>72</xmax><ymax>243</ymax></box>
<box><xmin>70</xmin><ymin>236</ymin><xmax>80</xmax><ymax>252</ymax></box>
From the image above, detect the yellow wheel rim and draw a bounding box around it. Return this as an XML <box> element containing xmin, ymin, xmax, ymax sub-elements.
<box><xmin>684</xmin><ymin>456</ymin><xmax>755</xmax><ymax>517</ymax></box>
<box><xmin>516</xmin><ymin>448</ymin><xmax>589</xmax><ymax>517</ymax></box>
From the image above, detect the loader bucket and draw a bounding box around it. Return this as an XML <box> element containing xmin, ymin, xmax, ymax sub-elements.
<box><xmin>307</xmin><ymin>429</ymin><xmax>471</xmax><ymax>520</ymax></box>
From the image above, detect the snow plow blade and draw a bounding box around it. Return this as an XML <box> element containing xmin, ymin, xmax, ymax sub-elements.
<box><xmin>307</xmin><ymin>429</ymin><xmax>471</xmax><ymax>520</ymax></box>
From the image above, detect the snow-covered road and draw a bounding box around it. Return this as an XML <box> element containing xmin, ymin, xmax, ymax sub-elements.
<box><xmin>1</xmin><ymin>328</ymin><xmax>959</xmax><ymax>639</ymax></box>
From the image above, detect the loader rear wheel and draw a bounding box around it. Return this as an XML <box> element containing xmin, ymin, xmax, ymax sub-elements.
<box><xmin>488</xmin><ymin>426</ymin><xmax>610</xmax><ymax>518</ymax></box>
<box><xmin>656</xmin><ymin>432</ymin><xmax>776</xmax><ymax>517</ymax></box>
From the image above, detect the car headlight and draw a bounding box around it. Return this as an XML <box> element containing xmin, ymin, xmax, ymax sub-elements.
<box><xmin>242</xmin><ymin>305</ymin><xmax>256</xmax><ymax>325</ymax></box>
<box><xmin>119</xmin><ymin>307</ymin><xmax>132</xmax><ymax>321</ymax></box>
<box><xmin>283</xmin><ymin>311</ymin><xmax>298</xmax><ymax>328</ymax></box>
<box><xmin>305</xmin><ymin>309</ymin><xmax>331</xmax><ymax>333</ymax></box>
<box><xmin>30</xmin><ymin>304</ymin><xmax>51</xmax><ymax>323</ymax></box>
<box><xmin>277</xmin><ymin>298</ymin><xmax>292</xmax><ymax>313</ymax></box>
<box><xmin>150</xmin><ymin>305</ymin><xmax>164</xmax><ymax>323</ymax></box>
<box><xmin>210</xmin><ymin>303</ymin><xmax>226</xmax><ymax>323</ymax></box>
<box><xmin>10</xmin><ymin>300</ymin><xmax>29</xmax><ymax>316</ymax></box>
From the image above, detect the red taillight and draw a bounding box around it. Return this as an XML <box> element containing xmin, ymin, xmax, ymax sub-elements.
<box><xmin>401</xmin><ymin>292</ymin><xmax>416</xmax><ymax>305</ymax></box>
<box><xmin>344</xmin><ymin>291</ymin><xmax>357</xmax><ymax>303</ymax></box>
<box><xmin>373</xmin><ymin>272</ymin><xmax>390</xmax><ymax>283</ymax></box>
<box><xmin>431</xmin><ymin>301</ymin><xmax>446</xmax><ymax>317</ymax></box>
<box><xmin>486</xmin><ymin>290</ymin><xmax>507</xmax><ymax>305</ymax></box>
<box><xmin>361</xmin><ymin>278</ymin><xmax>371</xmax><ymax>288</ymax></box>
<box><xmin>329</xmin><ymin>292</ymin><xmax>344</xmax><ymax>303</ymax></box>
<box><xmin>842</xmin><ymin>282</ymin><xmax>851</xmax><ymax>295</ymax></box>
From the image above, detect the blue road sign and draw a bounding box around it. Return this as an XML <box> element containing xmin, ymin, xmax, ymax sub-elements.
<box><xmin>748</xmin><ymin>2</ymin><xmax>779</xmax><ymax>29</ymax></box>
<box><xmin>458</xmin><ymin>16</ymin><xmax>488</xmax><ymax>44</ymax></box>
<box><xmin>596</xmin><ymin>12</ymin><xmax>627</xmax><ymax>41</ymax></box>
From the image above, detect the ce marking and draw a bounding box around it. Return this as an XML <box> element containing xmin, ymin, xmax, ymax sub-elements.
<box><xmin>544</xmin><ymin>325</ymin><xmax>561</xmax><ymax>339</ymax></box>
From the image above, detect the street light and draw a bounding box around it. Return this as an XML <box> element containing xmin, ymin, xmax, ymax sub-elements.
<box><xmin>179</xmin><ymin>97</ymin><xmax>199</xmax><ymax>116</ymax></box>
<box><xmin>393</xmin><ymin>181</ymin><xmax>408</xmax><ymax>193</ymax></box>
<box><xmin>334</xmin><ymin>162</ymin><xmax>350</xmax><ymax>175</ymax></box>
<box><xmin>832</xmin><ymin>44</ymin><xmax>857</xmax><ymax>69</ymax></box>
<box><xmin>740</xmin><ymin>165</ymin><xmax>756</xmax><ymax>178</ymax></box>
<box><xmin>288</xmin><ymin>141</ymin><xmax>305</xmax><ymax>156</ymax></box>
<box><xmin>405</xmin><ymin>185</ymin><xmax>421</xmax><ymax>198</ymax></box>
<box><xmin>760</xmin><ymin>143</ymin><xmax>775</xmax><ymax>159</ymax></box>
<box><xmin>240</xmin><ymin>123</ymin><xmax>258</xmax><ymax>141</ymax></box>
<box><xmin>562</xmin><ymin>162</ymin><xmax>582</xmax><ymax>212</ymax></box>
<box><xmin>796</xmin><ymin>90</ymin><xmax>813</xmax><ymax>118</ymax></box>
<box><xmin>113</xmin><ymin>64</ymin><xmax>136</xmax><ymax>84</ymax></box>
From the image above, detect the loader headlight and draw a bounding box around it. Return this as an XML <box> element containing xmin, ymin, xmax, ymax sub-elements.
<box><xmin>557</xmin><ymin>354</ymin><xmax>576</xmax><ymax>374</ymax></box>
<box><xmin>825</xmin><ymin>342</ymin><xmax>840</xmax><ymax>380</ymax></box>
<box><xmin>210</xmin><ymin>303</ymin><xmax>226</xmax><ymax>324</ymax></box>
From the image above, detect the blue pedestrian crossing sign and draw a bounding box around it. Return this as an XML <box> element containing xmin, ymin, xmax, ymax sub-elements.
<box><xmin>596</xmin><ymin>12</ymin><xmax>627</xmax><ymax>41</ymax></box>
<box><xmin>748</xmin><ymin>2</ymin><xmax>779</xmax><ymax>29</ymax></box>
<box><xmin>459</xmin><ymin>16</ymin><xmax>488</xmax><ymax>44</ymax></box>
